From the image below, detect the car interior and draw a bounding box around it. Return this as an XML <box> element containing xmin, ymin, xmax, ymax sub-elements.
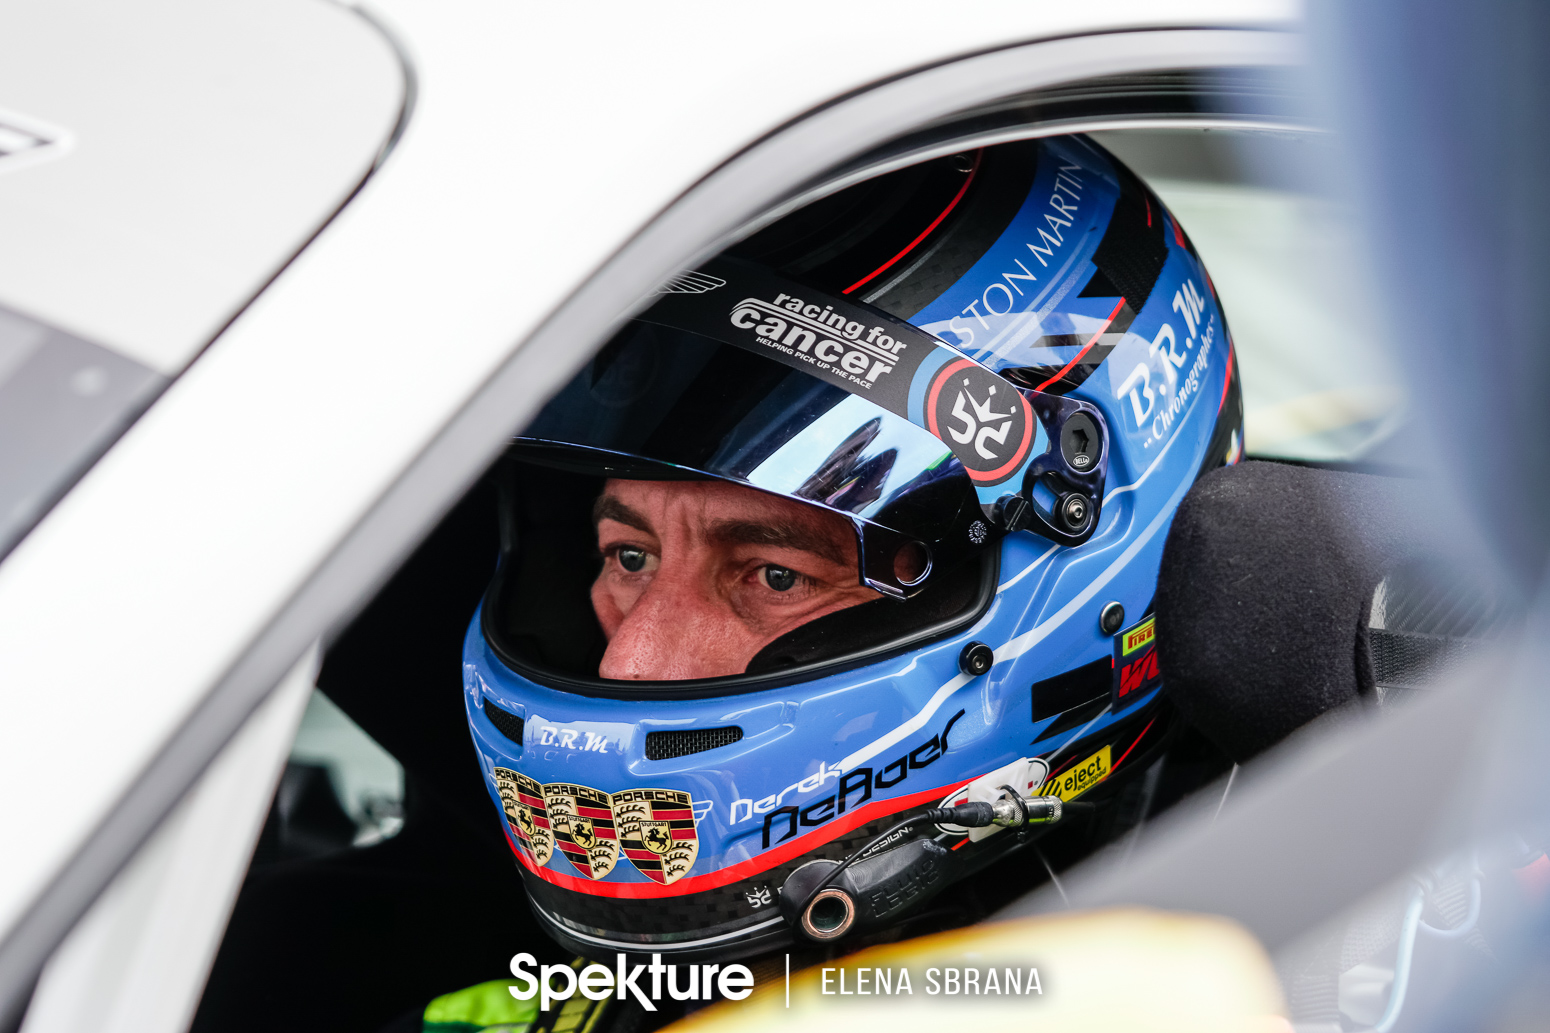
<box><xmin>188</xmin><ymin>68</ymin><xmax>1440</xmax><ymax>1033</ymax></box>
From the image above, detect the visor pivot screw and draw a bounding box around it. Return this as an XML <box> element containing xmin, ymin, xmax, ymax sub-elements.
<box><xmin>960</xmin><ymin>641</ymin><xmax>995</xmax><ymax>677</ymax></box>
<box><xmin>1100</xmin><ymin>602</ymin><xmax>1125</xmax><ymax>636</ymax></box>
<box><xmin>1058</xmin><ymin>493</ymin><xmax>1091</xmax><ymax>532</ymax></box>
<box><xmin>1060</xmin><ymin>413</ymin><xmax>1101</xmax><ymax>472</ymax></box>
<box><xmin>996</xmin><ymin>494</ymin><xmax>1032</xmax><ymax>533</ymax></box>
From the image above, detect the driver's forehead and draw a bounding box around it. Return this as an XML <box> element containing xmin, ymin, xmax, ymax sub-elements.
<box><xmin>597</xmin><ymin>478</ymin><xmax>843</xmax><ymax>536</ymax></box>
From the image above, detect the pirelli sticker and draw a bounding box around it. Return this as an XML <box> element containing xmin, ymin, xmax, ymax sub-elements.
<box><xmin>1121</xmin><ymin>616</ymin><xmax>1155</xmax><ymax>656</ymax></box>
<box><xmin>1112</xmin><ymin>614</ymin><xmax>1161</xmax><ymax>711</ymax></box>
<box><xmin>500</xmin><ymin>776</ymin><xmax>704</xmax><ymax>884</ymax></box>
<box><xmin>1043</xmin><ymin>745</ymin><xmax>1111</xmax><ymax>802</ymax></box>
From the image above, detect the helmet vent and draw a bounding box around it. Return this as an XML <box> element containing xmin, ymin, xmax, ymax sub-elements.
<box><xmin>484</xmin><ymin>701</ymin><xmax>526</xmax><ymax>747</ymax></box>
<box><xmin>644</xmin><ymin>726</ymin><xmax>744</xmax><ymax>761</ymax></box>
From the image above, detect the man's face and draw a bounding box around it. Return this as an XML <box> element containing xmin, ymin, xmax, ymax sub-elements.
<box><xmin>591</xmin><ymin>479</ymin><xmax>880</xmax><ymax>680</ymax></box>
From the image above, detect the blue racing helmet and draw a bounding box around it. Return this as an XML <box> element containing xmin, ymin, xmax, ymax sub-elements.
<box><xmin>462</xmin><ymin>136</ymin><xmax>1242</xmax><ymax>962</ymax></box>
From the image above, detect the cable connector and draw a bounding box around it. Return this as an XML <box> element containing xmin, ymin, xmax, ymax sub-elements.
<box><xmin>921</xmin><ymin>794</ymin><xmax>1063</xmax><ymax>828</ymax></box>
<box><xmin>787</xmin><ymin>792</ymin><xmax>1066</xmax><ymax>943</ymax></box>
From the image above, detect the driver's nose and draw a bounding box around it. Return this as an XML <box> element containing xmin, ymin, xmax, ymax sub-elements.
<box><xmin>597</xmin><ymin>569</ymin><xmax>745</xmax><ymax>680</ymax></box>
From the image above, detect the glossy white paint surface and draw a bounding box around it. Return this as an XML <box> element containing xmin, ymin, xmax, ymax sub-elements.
<box><xmin>0</xmin><ymin>0</ymin><xmax>403</xmax><ymax>374</ymax></box>
<box><xmin>19</xmin><ymin>655</ymin><xmax>313</xmax><ymax>1033</ymax></box>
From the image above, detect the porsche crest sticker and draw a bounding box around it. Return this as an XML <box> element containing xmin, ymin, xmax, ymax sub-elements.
<box><xmin>494</xmin><ymin>768</ymin><xmax>552</xmax><ymax>866</ymax></box>
<box><xmin>544</xmin><ymin>783</ymin><xmax>619</xmax><ymax>880</ymax></box>
<box><xmin>614</xmin><ymin>788</ymin><xmax>699</xmax><ymax>886</ymax></box>
<box><xmin>500</xmin><ymin>775</ymin><xmax>704</xmax><ymax>884</ymax></box>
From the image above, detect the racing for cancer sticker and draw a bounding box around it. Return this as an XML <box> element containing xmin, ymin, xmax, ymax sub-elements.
<box><xmin>642</xmin><ymin>258</ymin><xmax>1049</xmax><ymax>500</ymax></box>
<box><xmin>924</xmin><ymin>359</ymin><xmax>1036</xmax><ymax>484</ymax></box>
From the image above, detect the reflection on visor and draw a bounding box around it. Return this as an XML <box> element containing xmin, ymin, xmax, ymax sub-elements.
<box><xmin>748</xmin><ymin>395</ymin><xmax>955</xmax><ymax>516</ymax></box>
<box><xmin>518</xmin><ymin>323</ymin><xmax>982</xmax><ymax>597</ymax></box>
<box><xmin>637</xmin><ymin>256</ymin><xmax>1109</xmax><ymax>549</ymax></box>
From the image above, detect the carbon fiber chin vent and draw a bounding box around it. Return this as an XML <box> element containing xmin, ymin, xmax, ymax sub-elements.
<box><xmin>484</xmin><ymin>702</ymin><xmax>525</xmax><ymax>747</ymax></box>
<box><xmin>644</xmin><ymin>726</ymin><xmax>743</xmax><ymax>761</ymax></box>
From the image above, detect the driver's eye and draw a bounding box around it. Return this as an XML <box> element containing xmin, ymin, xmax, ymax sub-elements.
<box><xmin>762</xmin><ymin>565</ymin><xmax>797</xmax><ymax>592</ymax></box>
<box><xmin>617</xmin><ymin>546</ymin><xmax>649</xmax><ymax>573</ymax></box>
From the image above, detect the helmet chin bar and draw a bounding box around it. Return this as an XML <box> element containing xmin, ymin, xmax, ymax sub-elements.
<box><xmin>781</xmin><ymin>793</ymin><xmax>1070</xmax><ymax>944</ymax></box>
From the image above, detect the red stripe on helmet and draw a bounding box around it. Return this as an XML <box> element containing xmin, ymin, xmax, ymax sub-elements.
<box><xmin>1217</xmin><ymin>347</ymin><xmax>1236</xmax><ymax>413</ymax></box>
<box><xmin>503</xmin><ymin>778</ymin><xmax>969</xmax><ymax>899</ymax></box>
<box><xmin>842</xmin><ymin>152</ymin><xmax>983</xmax><ymax>295</ymax></box>
<box><xmin>1033</xmin><ymin>297</ymin><xmax>1126</xmax><ymax>393</ymax></box>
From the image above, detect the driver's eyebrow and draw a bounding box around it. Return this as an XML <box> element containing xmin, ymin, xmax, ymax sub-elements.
<box><xmin>705</xmin><ymin>519</ymin><xmax>851</xmax><ymax>569</ymax></box>
<box><xmin>593</xmin><ymin>494</ymin><xmax>652</xmax><ymax>534</ymax></box>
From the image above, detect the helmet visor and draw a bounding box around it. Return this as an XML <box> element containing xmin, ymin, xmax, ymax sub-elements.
<box><xmin>516</xmin><ymin>320</ymin><xmax>985</xmax><ymax>597</ymax></box>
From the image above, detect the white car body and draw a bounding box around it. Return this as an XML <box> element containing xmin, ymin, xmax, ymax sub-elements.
<box><xmin>0</xmin><ymin>3</ymin><xmax>1301</xmax><ymax>1030</ymax></box>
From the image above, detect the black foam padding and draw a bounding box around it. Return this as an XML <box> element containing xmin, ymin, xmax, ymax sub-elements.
<box><xmin>483</xmin><ymin>462</ymin><xmax>608</xmax><ymax>676</ymax></box>
<box><xmin>1155</xmin><ymin>461</ymin><xmax>1432</xmax><ymax>762</ymax></box>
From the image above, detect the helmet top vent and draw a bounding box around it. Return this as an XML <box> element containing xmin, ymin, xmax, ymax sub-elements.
<box><xmin>644</xmin><ymin>726</ymin><xmax>744</xmax><ymax>761</ymax></box>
